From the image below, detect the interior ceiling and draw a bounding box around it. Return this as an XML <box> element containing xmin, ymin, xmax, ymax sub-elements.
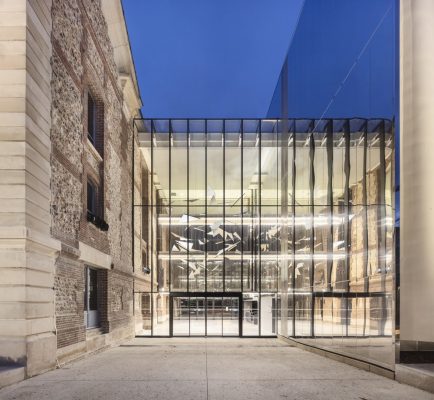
<box><xmin>142</xmin><ymin>146</ymin><xmax>381</xmax><ymax>204</ymax></box>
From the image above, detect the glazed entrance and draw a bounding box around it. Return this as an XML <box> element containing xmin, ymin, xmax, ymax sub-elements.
<box><xmin>133</xmin><ymin>118</ymin><xmax>394</xmax><ymax>347</ymax></box>
<box><xmin>171</xmin><ymin>294</ymin><xmax>241</xmax><ymax>336</ymax></box>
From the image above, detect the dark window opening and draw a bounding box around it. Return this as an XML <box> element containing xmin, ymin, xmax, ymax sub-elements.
<box><xmin>87</xmin><ymin>179</ymin><xmax>109</xmax><ymax>231</ymax></box>
<box><xmin>87</xmin><ymin>180</ymin><xmax>97</xmax><ymax>217</ymax></box>
<box><xmin>87</xmin><ymin>93</ymin><xmax>96</xmax><ymax>145</ymax></box>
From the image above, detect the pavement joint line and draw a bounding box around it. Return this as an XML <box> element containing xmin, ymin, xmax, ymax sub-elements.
<box><xmin>205</xmin><ymin>340</ymin><xmax>209</xmax><ymax>400</ymax></box>
<box><xmin>21</xmin><ymin>378</ymin><xmax>387</xmax><ymax>383</ymax></box>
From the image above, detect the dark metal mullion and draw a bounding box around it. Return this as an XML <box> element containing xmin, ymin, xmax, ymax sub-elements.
<box><xmin>309</xmin><ymin>122</ymin><xmax>315</xmax><ymax>337</ymax></box>
<box><xmin>241</xmin><ymin>121</ymin><xmax>244</xmax><ymax>294</ymax></box>
<box><xmin>326</xmin><ymin>120</ymin><xmax>334</xmax><ymax>292</ymax></box>
<box><xmin>250</xmin><ymin>191</ymin><xmax>254</xmax><ymax>291</ymax></box>
<box><xmin>292</xmin><ymin>119</ymin><xmax>296</xmax><ymax>336</ymax></box>
<box><xmin>361</xmin><ymin>121</ymin><xmax>369</xmax><ymax>337</ymax></box>
<box><xmin>205</xmin><ymin>120</ymin><xmax>208</xmax><ymax>336</ymax></box>
<box><xmin>239</xmin><ymin>292</ymin><xmax>243</xmax><ymax>336</ymax></box>
<box><xmin>187</xmin><ymin>120</ymin><xmax>190</xmax><ymax>336</ymax></box>
<box><xmin>223</xmin><ymin>120</ymin><xmax>226</xmax><ymax>293</ymax></box>
<box><xmin>379</xmin><ymin>121</ymin><xmax>387</xmax><ymax>297</ymax></box>
<box><xmin>258</xmin><ymin>120</ymin><xmax>262</xmax><ymax>336</ymax></box>
<box><xmin>150</xmin><ymin>119</ymin><xmax>155</xmax><ymax>336</ymax></box>
<box><xmin>168</xmin><ymin>119</ymin><xmax>172</xmax><ymax>337</ymax></box>
<box><xmin>344</xmin><ymin>119</ymin><xmax>351</xmax><ymax>337</ymax></box>
<box><xmin>169</xmin><ymin>294</ymin><xmax>173</xmax><ymax>337</ymax></box>
<box><xmin>275</xmin><ymin>121</ymin><xmax>280</xmax><ymax>335</ymax></box>
<box><xmin>222</xmin><ymin>120</ymin><xmax>226</xmax><ymax>336</ymax></box>
<box><xmin>362</xmin><ymin>122</ymin><xmax>369</xmax><ymax>295</ymax></box>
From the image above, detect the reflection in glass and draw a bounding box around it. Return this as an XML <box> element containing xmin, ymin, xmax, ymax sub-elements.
<box><xmin>135</xmin><ymin>116</ymin><xmax>395</xmax><ymax>363</ymax></box>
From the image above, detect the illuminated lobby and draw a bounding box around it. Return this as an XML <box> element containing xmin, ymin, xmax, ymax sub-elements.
<box><xmin>133</xmin><ymin>116</ymin><xmax>395</xmax><ymax>369</ymax></box>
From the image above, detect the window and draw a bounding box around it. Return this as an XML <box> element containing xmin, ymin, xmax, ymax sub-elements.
<box><xmin>87</xmin><ymin>92</ymin><xmax>96</xmax><ymax>145</ymax></box>
<box><xmin>87</xmin><ymin>180</ymin><xmax>97</xmax><ymax>217</ymax></box>
<box><xmin>87</xmin><ymin>179</ymin><xmax>109</xmax><ymax>231</ymax></box>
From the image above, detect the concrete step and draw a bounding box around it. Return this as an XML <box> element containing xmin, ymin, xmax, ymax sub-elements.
<box><xmin>86</xmin><ymin>327</ymin><xmax>103</xmax><ymax>338</ymax></box>
<box><xmin>0</xmin><ymin>366</ymin><xmax>25</xmax><ymax>389</ymax></box>
<box><xmin>396</xmin><ymin>363</ymin><xmax>434</xmax><ymax>394</ymax></box>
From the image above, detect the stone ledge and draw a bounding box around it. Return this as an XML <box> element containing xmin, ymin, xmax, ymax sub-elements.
<box><xmin>278</xmin><ymin>335</ymin><xmax>395</xmax><ymax>380</ymax></box>
<box><xmin>0</xmin><ymin>365</ymin><xmax>25</xmax><ymax>390</ymax></box>
<box><xmin>79</xmin><ymin>241</ymin><xmax>112</xmax><ymax>269</ymax></box>
<box><xmin>396</xmin><ymin>364</ymin><xmax>434</xmax><ymax>394</ymax></box>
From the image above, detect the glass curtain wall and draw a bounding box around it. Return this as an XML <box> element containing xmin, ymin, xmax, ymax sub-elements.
<box><xmin>136</xmin><ymin>119</ymin><xmax>281</xmax><ymax>337</ymax></box>
<box><xmin>134</xmin><ymin>118</ymin><xmax>394</xmax><ymax>348</ymax></box>
<box><xmin>267</xmin><ymin>0</ymin><xmax>397</xmax><ymax>369</ymax></box>
<box><xmin>278</xmin><ymin>119</ymin><xmax>394</xmax><ymax>369</ymax></box>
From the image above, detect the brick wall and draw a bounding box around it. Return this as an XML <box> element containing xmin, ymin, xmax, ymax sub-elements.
<box><xmin>51</xmin><ymin>0</ymin><xmax>136</xmax><ymax>352</ymax></box>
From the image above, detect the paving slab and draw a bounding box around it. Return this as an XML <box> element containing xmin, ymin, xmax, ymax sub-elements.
<box><xmin>0</xmin><ymin>338</ymin><xmax>433</xmax><ymax>400</ymax></box>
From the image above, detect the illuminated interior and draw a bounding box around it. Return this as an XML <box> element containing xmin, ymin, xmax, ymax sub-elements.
<box><xmin>133</xmin><ymin>118</ymin><xmax>394</xmax><ymax>354</ymax></box>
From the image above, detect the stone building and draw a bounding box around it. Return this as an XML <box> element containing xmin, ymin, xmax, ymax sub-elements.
<box><xmin>0</xmin><ymin>0</ymin><xmax>144</xmax><ymax>383</ymax></box>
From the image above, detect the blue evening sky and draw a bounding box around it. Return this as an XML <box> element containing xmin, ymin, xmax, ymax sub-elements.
<box><xmin>122</xmin><ymin>0</ymin><xmax>305</xmax><ymax>118</ymax></box>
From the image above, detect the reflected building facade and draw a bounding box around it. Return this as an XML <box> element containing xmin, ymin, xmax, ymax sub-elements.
<box><xmin>133</xmin><ymin>117</ymin><xmax>395</xmax><ymax>367</ymax></box>
<box><xmin>266</xmin><ymin>0</ymin><xmax>398</xmax><ymax>370</ymax></box>
<box><xmin>132</xmin><ymin>0</ymin><xmax>398</xmax><ymax>372</ymax></box>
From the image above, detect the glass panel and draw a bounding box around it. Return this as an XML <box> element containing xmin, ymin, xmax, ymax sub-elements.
<box><xmin>242</xmin><ymin>293</ymin><xmax>259</xmax><ymax>336</ymax></box>
<box><xmin>242</xmin><ymin>207</ymin><xmax>256</xmax><ymax>292</ymax></box>
<box><xmin>207</xmin><ymin>297</ymin><xmax>222</xmax><ymax>335</ymax></box>
<box><xmin>171</xmin><ymin>124</ymin><xmax>188</xmax><ymax>206</ymax></box>
<box><xmin>189</xmin><ymin>131</ymin><xmax>206</xmax><ymax>206</ymax></box>
<box><xmin>207</xmin><ymin>130</ymin><xmax>224</xmax><ymax>206</ymax></box>
<box><xmin>172</xmin><ymin>297</ymin><xmax>189</xmax><ymax>336</ymax></box>
<box><xmin>295</xmin><ymin>129</ymin><xmax>311</xmax><ymax>206</ymax></box>
<box><xmin>313</xmin><ymin>206</ymin><xmax>329</xmax><ymax>291</ymax></box>
<box><xmin>261</xmin><ymin>122</ymin><xmax>279</xmax><ymax>206</ymax></box>
<box><xmin>152</xmin><ymin>120</ymin><xmax>170</xmax><ymax>206</ymax></box>
<box><xmin>260</xmin><ymin>294</ymin><xmax>277</xmax><ymax>336</ymax></box>
<box><xmin>190</xmin><ymin>297</ymin><xmax>206</xmax><ymax>336</ymax></box>
<box><xmin>294</xmin><ymin>293</ymin><xmax>311</xmax><ymax>337</ymax></box>
<box><xmin>153</xmin><ymin>293</ymin><xmax>170</xmax><ymax>336</ymax></box>
<box><xmin>260</xmin><ymin>206</ymin><xmax>279</xmax><ymax>292</ymax></box>
<box><xmin>188</xmin><ymin>207</ymin><xmax>206</xmax><ymax>292</ymax></box>
<box><xmin>222</xmin><ymin>297</ymin><xmax>239</xmax><ymax>336</ymax></box>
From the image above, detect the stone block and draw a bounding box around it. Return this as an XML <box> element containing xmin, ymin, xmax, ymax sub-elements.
<box><xmin>396</xmin><ymin>364</ymin><xmax>434</xmax><ymax>394</ymax></box>
<box><xmin>0</xmin><ymin>366</ymin><xmax>25</xmax><ymax>389</ymax></box>
<box><xmin>26</xmin><ymin>333</ymin><xmax>57</xmax><ymax>377</ymax></box>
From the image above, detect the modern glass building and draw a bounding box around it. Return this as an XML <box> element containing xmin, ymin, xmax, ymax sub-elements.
<box><xmin>133</xmin><ymin>0</ymin><xmax>398</xmax><ymax>371</ymax></box>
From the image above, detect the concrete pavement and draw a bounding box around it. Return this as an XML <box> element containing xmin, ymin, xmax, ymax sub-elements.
<box><xmin>0</xmin><ymin>338</ymin><xmax>433</xmax><ymax>400</ymax></box>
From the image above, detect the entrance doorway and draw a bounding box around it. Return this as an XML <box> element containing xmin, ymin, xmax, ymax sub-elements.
<box><xmin>170</xmin><ymin>293</ymin><xmax>241</xmax><ymax>337</ymax></box>
<box><xmin>85</xmin><ymin>267</ymin><xmax>99</xmax><ymax>329</ymax></box>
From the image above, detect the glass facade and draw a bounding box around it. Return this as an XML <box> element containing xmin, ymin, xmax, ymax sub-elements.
<box><xmin>134</xmin><ymin>117</ymin><xmax>394</xmax><ymax>359</ymax></box>
<box><xmin>133</xmin><ymin>0</ymin><xmax>397</xmax><ymax>371</ymax></box>
<box><xmin>266</xmin><ymin>0</ymin><xmax>398</xmax><ymax>369</ymax></box>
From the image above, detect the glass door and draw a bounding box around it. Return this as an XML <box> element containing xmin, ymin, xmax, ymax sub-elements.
<box><xmin>190</xmin><ymin>297</ymin><xmax>205</xmax><ymax>336</ymax></box>
<box><xmin>206</xmin><ymin>297</ymin><xmax>223</xmax><ymax>335</ymax></box>
<box><xmin>222</xmin><ymin>297</ymin><xmax>239</xmax><ymax>336</ymax></box>
<box><xmin>172</xmin><ymin>297</ymin><xmax>189</xmax><ymax>336</ymax></box>
<box><xmin>171</xmin><ymin>294</ymin><xmax>241</xmax><ymax>336</ymax></box>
